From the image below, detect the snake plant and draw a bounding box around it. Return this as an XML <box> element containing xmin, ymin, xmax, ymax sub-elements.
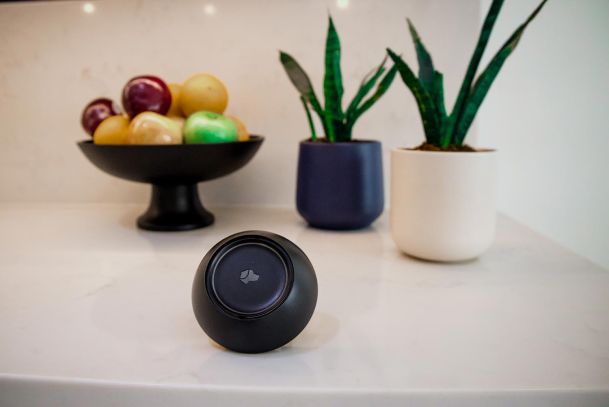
<box><xmin>280</xmin><ymin>16</ymin><xmax>397</xmax><ymax>142</ymax></box>
<box><xmin>388</xmin><ymin>0</ymin><xmax>548</xmax><ymax>149</ymax></box>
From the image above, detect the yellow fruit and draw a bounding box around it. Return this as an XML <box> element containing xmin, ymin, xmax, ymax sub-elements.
<box><xmin>170</xmin><ymin>116</ymin><xmax>185</xmax><ymax>136</ymax></box>
<box><xmin>228</xmin><ymin>115</ymin><xmax>249</xmax><ymax>141</ymax></box>
<box><xmin>93</xmin><ymin>115</ymin><xmax>130</xmax><ymax>144</ymax></box>
<box><xmin>127</xmin><ymin>112</ymin><xmax>182</xmax><ymax>145</ymax></box>
<box><xmin>170</xmin><ymin>116</ymin><xmax>185</xmax><ymax>129</ymax></box>
<box><xmin>180</xmin><ymin>73</ymin><xmax>228</xmax><ymax>116</ymax></box>
<box><xmin>167</xmin><ymin>83</ymin><xmax>183</xmax><ymax>117</ymax></box>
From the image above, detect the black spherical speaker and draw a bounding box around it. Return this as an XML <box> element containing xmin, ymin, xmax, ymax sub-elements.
<box><xmin>192</xmin><ymin>230</ymin><xmax>318</xmax><ymax>353</ymax></box>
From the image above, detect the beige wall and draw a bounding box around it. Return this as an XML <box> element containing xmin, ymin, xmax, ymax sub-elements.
<box><xmin>478</xmin><ymin>0</ymin><xmax>609</xmax><ymax>269</ymax></box>
<box><xmin>0</xmin><ymin>0</ymin><xmax>479</xmax><ymax>205</ymax></box>
<box><xmin>1</xmin><ymin>0</ymin><xmax>606</xmax><ymax>268</ymax></box>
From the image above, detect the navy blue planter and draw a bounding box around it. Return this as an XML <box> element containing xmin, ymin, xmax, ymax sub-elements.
<box><xmin>296</xmin><ymin>140</ymin><xmax>384</xmax><ymax>230</ymax></box>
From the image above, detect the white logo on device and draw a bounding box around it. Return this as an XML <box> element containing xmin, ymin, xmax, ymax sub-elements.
<box><xmin>240</xmin><ymin>269</ymin><xmax>259</xmax><ymax>284</ymax></box>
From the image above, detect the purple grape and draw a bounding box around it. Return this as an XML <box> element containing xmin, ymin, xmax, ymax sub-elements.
<box><xmin>81</xmin><ymin>98</ymin><xmax>121</xmax><ymax>136</ymax></box>
<box><xmin>122</xmin><ymin>75</ymin><xmax>171</xmax><ymax>118</ymax></box>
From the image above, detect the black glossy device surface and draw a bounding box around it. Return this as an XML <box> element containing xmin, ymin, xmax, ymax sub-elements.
<box><xmin>192</xmin><ymin>231</ymin><xmax>318</xmax><ymax>353</ymax></box>
<box><xmin>207</xmin><ymin>238</ymin><xmax>292</xmax><ymax>317</ymax></box>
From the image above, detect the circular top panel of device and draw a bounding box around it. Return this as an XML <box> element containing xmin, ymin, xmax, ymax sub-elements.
<box><xmin>207</xmin><ymin>237</ymin><xmax>292</xmax><ymax>317</ymax></box>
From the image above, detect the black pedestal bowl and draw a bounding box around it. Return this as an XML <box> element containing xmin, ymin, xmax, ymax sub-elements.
<box><xmin>78</xmin><ymin>136</ymin><xmax>264</xmax><ymax>231</ymax></box>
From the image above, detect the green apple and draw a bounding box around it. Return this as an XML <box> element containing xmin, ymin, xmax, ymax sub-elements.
<box><xmin>183</xmin><ymin>111</ymin><xmax>238</xmax><ymax>144</ymax></box>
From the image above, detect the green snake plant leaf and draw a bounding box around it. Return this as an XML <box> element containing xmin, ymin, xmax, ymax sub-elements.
<box><xmin>431</xmin><ymin>71</ymin><xmax>448</xmax><ymax>145</ymax></box>
<box><xmin>445</xmin><ymin>0</ymin><xmax>505</xmax><ymax>145</ymax></box>
<box><xmin>387</xmin><ymin>48</ymin><xmax>440</xmax><ymax>143</ymax></box>
<box><xmin>407</xmin><ymin>19</ymin><xmax>448</xmax><ymax>140</ymax></box>
<box><xmin>334</xmin><ymin>121</ymin><xmax>351</xmax><ymax>142</ymax></box>
<box><xmin>348</xmin><ymin>63</ymin><xmax>398</xmax><ymax>128</ymax></box>
<box><xmin>453</xmin><ymin>0</ymin><xmax>548</xmax><ymax>144</ymax></box>
<box><xmin>279</xmin><ymin>51</ymin><xmax>325</xmax><ymax>118</ymax></box>
<box><xmin>407</xmin><ymin>18</ymin><xmax>435</xmax><ymax>93</ymax></box>
<box><xmin>361</xmin><ymin>55</ymin><xmax>389</xmax><ymax>86</ymax></box>
<box><xmin>345</xmin><ymin>56</ymin><xmax>388</xmax><ymax>123</ymax></box>
<box><xmin>323</xmin><ymin>16</ymin><xmax>344</xmax><ymax>141</ymax></box>
<box><xmin>300</xmin><ymin>96</ymin><xmax>317</xmax><ymax>141</ymax></box>
<box><xmin>432</xmin><ymin>71</ymin><xmax>447</xmax><ymax>120</ymax></box>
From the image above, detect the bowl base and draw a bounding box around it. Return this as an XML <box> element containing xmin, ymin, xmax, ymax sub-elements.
<box><xmin>137</xmin><ymin>184</ymin><xmax>215</xmax><ymax>232</ymax></box>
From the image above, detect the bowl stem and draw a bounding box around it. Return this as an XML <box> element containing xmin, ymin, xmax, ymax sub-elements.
<box><xmin>137</xmin><ymin>184</ymin><xmax>214</xmax><ymax>231</ymax></box>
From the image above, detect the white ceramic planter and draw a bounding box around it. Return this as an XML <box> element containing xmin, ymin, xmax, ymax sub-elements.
<box><xmin>390</xmin><ymin>148</ymin><xmax>496</xmax><ymax>262</ymax></box>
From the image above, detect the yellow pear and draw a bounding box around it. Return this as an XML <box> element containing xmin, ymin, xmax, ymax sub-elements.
<box><xmin>227</xmin><ymin>115</ymin><xmax>250</xmax><ymax>141</ymax></box>
<box><xmin>167</xmin><ymin>83</ymin><xmax>183</xmax><ymax>117</ymax></box>
<box><xmin>127</xmin><ymin>112</ymin><xmax>182</xmax><ymax>145</ymax></box>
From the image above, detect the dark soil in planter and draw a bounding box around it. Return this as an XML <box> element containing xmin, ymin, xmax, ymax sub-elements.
<box><xmin>305</xmin><ymin>138</ymin><xmax>368</xmax><ymax>144</ymax></box>
<box><xmin>413</xmin><ymin>143</ymin><xmax>477</xmax><ymax>152</ymax></box>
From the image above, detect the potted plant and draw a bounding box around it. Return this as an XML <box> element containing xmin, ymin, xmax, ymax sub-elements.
<box><xmin>387</xmin><ymin>0</ymin><xmax>547</xmax><ymax>261</ymax></box>
<box><xmin>279</xmin><ymin>17</ymin><xmax>397</xmax><ymax>230</ymax></box>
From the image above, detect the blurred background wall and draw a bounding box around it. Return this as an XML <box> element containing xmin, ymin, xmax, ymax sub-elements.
<box><xmin>0</xmin><ymin>0</ymin><xmax>479</xmax><ymax>206</ymax></box>
<box><xmin>478</xmin><ymin>0</ymin><xmax>609</xmax><ymax>269</ymax></box>
<box><xmin>0</xmin><ymin>0</ymin><xmax>607</xmax><ymax>268</ymax></box>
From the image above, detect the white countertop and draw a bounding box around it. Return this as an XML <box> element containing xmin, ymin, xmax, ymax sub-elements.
<box><xmin>0</xmin><ymin>203</ymin><xmax>608</xmax><ymax>407</ymax></box>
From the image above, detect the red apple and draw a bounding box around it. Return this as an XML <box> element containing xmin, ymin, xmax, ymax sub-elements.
<box><xmin>122</xmin><ymin>75</ymin><xmax>171</xmax><ymax>118</ymax></box>
<box><xmin>81</xmin><ymin>98</ymin><xmax>121</xmax><ymax>136</ymax></box>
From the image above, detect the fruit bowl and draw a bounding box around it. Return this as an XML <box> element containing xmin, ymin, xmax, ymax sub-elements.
<box><xmin>78</xmin><ymin>136</ymin><xmax>264</xmax><ymax>231</ymax></box>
